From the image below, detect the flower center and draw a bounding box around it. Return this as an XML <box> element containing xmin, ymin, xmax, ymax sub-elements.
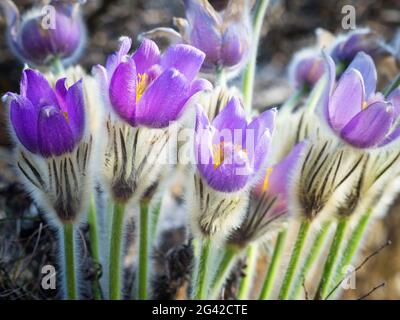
<box><xmin>63</xmin><ymin>111</ymin><xmax>69</xmax><ymax>122</ymax></box>
<box><xmin>212</xmin><ymin>141</ymin><xmax>247</xmax><ymax>170</ymax></box>
<box><xmin>136</xmin><ymin>73</ymin><xmax>148</xmax><ymax>103</ymax></box>
<box><xmin>262</xmin><ymin>167</ymin><xmax>273</xmax><ymax>192</ymax></box>
<box><xmin>362</xmin><ymin>101</ymin><xmax>368</xmax><ymax>110</ymax></box>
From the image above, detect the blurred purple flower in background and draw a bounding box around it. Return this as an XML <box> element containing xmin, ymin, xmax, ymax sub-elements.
<box><xmin>195</xmin><ymin>97</ymin><xmax>276</xmax><ymax>192</ymax></box>
<box><xmin>94</xmin><ymin>37</ymin><xmax>212</xmax><ymax>128</ymax></box>
<box><xmin>330</xmin><ymin>28</ymin><xmax>384</xmax><ymax>64</ymax></box>
<box><xmin>3</xmin><ymin>69</ymin><xmax>85</xmax><ymax>157</ymax></box>
<box><xmin>322</xmin><ymin>51</ymin><xmax>400</xmax><ymax>148</ymax></box>
<box><xmin>0</xmin><ymin>0</ymin><xmax>86</xmax><ymax>66</ymax></box>
<box><xmin>289</xmin><ymin>51</ymin><xmax>325</xmax><ymax>89</ymax></box>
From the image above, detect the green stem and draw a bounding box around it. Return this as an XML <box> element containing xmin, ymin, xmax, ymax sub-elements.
<box><xmin>290</xmin><ymin>221</ymin><xmax>331</xmax><ymax>299</ymax></box>
<box><xmin>242</xmin><ymin>0</ymin><xmax>270</xmax><ymax>114</ymax></box>
<box><xmin>51</xmin><ymin>57</ymin><xmax>65</xmax><ymax>75</ymax></box>
<box><xmin>281</xmin><ymin>86</ymin><xmax>306</xmax><ymax>111</ymax></box>
<box><xmin>314</xmin><ymin>218</ymin><xmax>348</xmax><ymax>300</ymax></box>
<box><xmin>63</xmin><ymin>223</ymin><xmax>77</xmax><ymax>300</ymax></box>
<box><xmin>195</xmin><ymin>238</ymin><xmax>212</xmax><ymax>300</ymax></box>
<box><xmin>215</xmin><ymin>67</ymin><xmax>226</xmax><ymax>87</ymax></box>
<box><xmin>278</xmin><ymin>220</ymin><xmax>311</xmax><ymax>300</ymax></box>
<box><xmin>150</xmin><ymin>198</ymin><xmax>162</xmax><ymax>245</ymax></box>
<box><xmin>88</xmin><ymin>197</ymin><xmax>102</xmax><ymax>300</ymax></box>
<box><xmin>237</xmin><ymin>244</ymin><xmax>258</xmax><ymax>299</ymax></box>
<box><xmin>259</xmin><ymin>230</ymin><xmax>287</xmax><ymax>299</ymax></box>
<box><xmin>328</xmin><ymin>210</ymin><xmax>372</xmax><ymax>299</ymax></box>
<box><xmin>109</xmin><ymin>202</ymin><xmax>125</xmax><ymax>300</ymax></box>
<box><xmin>138</xmin><ymin>200</ymin><xmax>150</xmax><ymax>300</ymax></box>
<box><xmin>210</xmin><ymin>245</ymin><xmax>239</xmax><ymax>299</ymax></box>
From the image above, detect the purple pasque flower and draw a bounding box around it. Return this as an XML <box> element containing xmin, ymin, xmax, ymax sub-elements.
<box><xmin>94</xmin><ymin>37</ymin><xmax>211</xmax><ymax>128</ymax></box>
<box><xmin>0</xmin><ymin>0</ymin><xmax>85</xmax><ymax>66</ymax></box>
<box><xmin>330</xmin><ymin>28</ymin><xmax>383</xmax><ymax>64</ymax></box>
<box><xmin>289</xmin><ymin>49</ymin><xmax>325</xmax><ymax>89</ymax></box>
<box><xmin>195</xmin><ymin>97</ymin><xmax>276</xmax><ymax>193</ymax></box>
<box><xmin>321</xmin><ymin>51</ymin><xmax>400</xmax><ymax>148</ymax></box>
<box><xmin>4</xmin><ymin>68</ymin><xmax>85</xmax><ymax>157</ymax></box>
<box><xmin>182</xmin><ymin>0</ymin><xmax>252</xmax><ymax>72</ymax></box>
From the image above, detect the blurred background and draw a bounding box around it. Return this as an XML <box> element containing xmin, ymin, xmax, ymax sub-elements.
<box><xmin>0</xmin><ymin>0</ymin><xmax>400</xmax><ymax>299</ymax></box>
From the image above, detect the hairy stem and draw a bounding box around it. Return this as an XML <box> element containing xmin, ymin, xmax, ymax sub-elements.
<box><xmin>63</xmin><ymin>223</ymin><xmax>77</xmax><ymax>300</ymax></box>
<box><xmin>109</xmin><ymin>202</ymin><xmax>125</xmax><ymax>300</ymax></box>
<box><xmin>290</xmin><ymin>221</ymin><xmax>331</xmax><ymax>299</ymax></box>
<box><xmin>278</xmin><ymin>220</ymin><xmax>310</xmax><ymax>300</ymax></box>
<box><xmin>259</xmin><ymin>230</ymin><xmax>287</xmax><ymax>299</ymax></box>
<box><xmin>210</xmin><ymin>245</ymin><xmax>239</xmax><ymax>299</ymax></box>
<box><xmin>328</xmin><ymin>210</ymin><xmax>372</xmax><ymax>299</ymax></box>
<box><xmin>138</xmin><ymin>200</ymin><xmax>150</xmax><ymax>300</ymax></box>
<box><xmin>195</xmin><ymin>238</ymin><xmax>212</xmax><ymax>300</ymax></box>
<box><xmin>237</xmin><ymin>244</ymin><xmax>258</xmax><ymax>299</ymax></box>
<box><xmin>315</xmin><ymin>218</ymin><xmax>348</xmax><ymax>299</ymax></box>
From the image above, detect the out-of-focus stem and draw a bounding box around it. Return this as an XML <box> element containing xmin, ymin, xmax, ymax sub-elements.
<box><xmin>259</xmin><ymin>230</ymin><xmax>287</xmax><ymax>299</ymax></box>
<box><xmin>242</xmin><ymin>0</ymin><xmax>270</xmax><ymax>114</ymax></box>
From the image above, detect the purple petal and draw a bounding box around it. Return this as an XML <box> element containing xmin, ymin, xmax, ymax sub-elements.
<box><xmin>221</xmin><ymin>24</ymin><xmax>249</xmax><ymax>67</ymax></box>
<box><xmin>189</xmin><ymin>78</ymin><xmax>213</xmax><ymax>96</ymax></box>
<box><xmin>184</xmin><ymin>0</ymin><xmax>222</xmax><ymax>67</ymax></box>
<box><xmin>346</xmin><ymin>52</ymin><xmax>377</xmax><ymax>98</ymax></box>
<box><xmin>320</xmin><ymin>51</ymin><xmax>336</xmax><ymax>122</ymax></box>
<box><xmin>136</xmin><ymin>68</ymin><xmax>190</xmax><ymax>127</ymax></box>
<box><xmin>248</xmin><ymin>130</ymin><xmax>271</xmax><ymax>173</ymax></box>
<box><xmin>109</xmin><ymin>59</ymin><xmax>137</xmax><ymax>124</ymax></box>
<box><xmin>268</xmin><ymin>141</ymin><xmax>307</xmax><ymax>195</ymax></box>
<box><xmin>212</xmin><ymin>97</ymin><xmax>247</xmax><ymax>135</ymax></box>
<box><xmin>37</xmin><ymin>105</ymin><xmax>75</xmax><ymax>157</ymax></box>
<box><xmin>9</xmin><ymin>94</ymin><xmax>39</xmax><ymax>153</ymax></box>
<box><xmin>247</xmin><ymin>108</ymin><xmax>276</xmax><ymax>147</ymax></box>
<box><xmin>329</xmin><ymin>68</ymin><xmax>364</xmax><ymax>132</ymax></box>
<box><xmin>22</xmin><ymin>69</ymin><xmax>59</xmax><ymax>108</ymax></box>
<box><xmin>341</xmin><ymin>102</ymin><xmax>393</xmax><ymax>148</ymax></box>
<box><xmin>132</xmin><ymin>39</ymin><xmax>160</xmax><ymax>75</ymax></box>
<box><xmin>55</xmin><ymin>78</ymin><xmax>68</xmax><ymax>112</ymax></box>
<box><xmin>66</xmin><ymin>80</ymin><xmax>85</xmax><ymax>142</ymax></box>
<box><xmin>106</xmin><ymin>36</ymin><xmax>132</xmax><ymax>78</ymax></box>
<box><xmin>161</xmin><ymin>44</ymin><xmax>205</xmax><ymax>82</ymax></box>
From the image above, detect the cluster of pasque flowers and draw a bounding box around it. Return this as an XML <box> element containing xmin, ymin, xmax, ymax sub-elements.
<box><xmin>1</xmin><ymin>0</ymin><xmax>400</xmax><ymax>301</ymax></box>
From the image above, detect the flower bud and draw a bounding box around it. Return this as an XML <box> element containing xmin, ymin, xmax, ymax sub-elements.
<box><xmin>1</xmin><ymin>0</ymin><xmax>86</xmax><ymax>66</ymax></box>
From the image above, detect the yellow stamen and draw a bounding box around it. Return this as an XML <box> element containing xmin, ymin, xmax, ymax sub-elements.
<box><xmin>63</xmin><ymin>111</ymin><xmax>69</xmax><ymax>122</ymax></box>
<box><xmin>262</xmin><ymin>167</ymin><xmax>273</xmax><ymax>192</ymax></box>
<box><xmin>213</xmin><ymin>141</ymin><xmax>225</xmax><ymax>170</ymax></box>
<box><xmin>362</xmin><ymin>101</ymin><xmax>368</xmax><ymax>110</ymax></box>
<box><xmin>136</xmin><ymin>73</ymin><xmax>148</xmax><ymax>103</ymax></box>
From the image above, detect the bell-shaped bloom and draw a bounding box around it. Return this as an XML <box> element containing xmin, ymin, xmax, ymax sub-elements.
<box><xmin>94</xmin><ymin>37</ymin><xmax>211</xmax><ymax>128</ymax></box>
<box><xmin>195</xmin><ymin>97</ymin><xmax>276</xmax><ymax>192</ymax></box>
<box><xmin>289</xmin><ymin>49</ymin><xmax>325</xmax><ymax>89</ymax></box>
<box><xmin>142</xmin><ymin>0</ymin><xmax>252</xmax><ymax>73</ymax></box>
<box><xmin>4</xmin><ymin>68</ymin><xmax>85</xmax><ymax>157</ymax></box>
<box><xmin>321</xmin><ymin>51</ymin><xmax>400</xmax><ymax>148</ymax></box>
<box><xmin>0</xmin><ymin>0</ymin><xmax>85</xmax><ymax>66</ymax></box>
<box><xmin>330</xmin><ymin>28</ymin><xmax>384</xmax><ymax>64</ymax></box>
<box><xmin>228</xmin><ymin>142</ymin><xmax>306</xmax><ymax>247</ymax></box>
<box><xmin>2</xmin><ymin>68</ymin><xmax>94</xmax><ymax>225</ymax></box>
